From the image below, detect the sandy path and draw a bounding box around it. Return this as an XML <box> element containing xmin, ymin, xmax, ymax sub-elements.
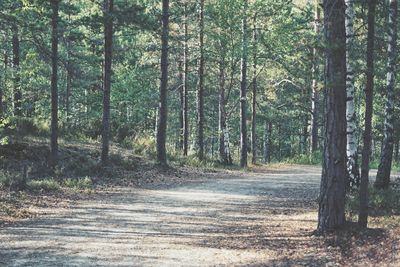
<box><xmin>0</xmin><ymin>165</ymin><xmax>392</xmax><ymax>266</ymax></box>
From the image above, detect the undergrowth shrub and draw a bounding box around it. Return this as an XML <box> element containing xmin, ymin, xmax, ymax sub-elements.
<box><xmin>27</xmin><ymin>177</ymin><xmax>93</xmax><ymax>192</ymax></box>
<box><xmin>124</xmin><ymin>136</ymin><xmax>156</xmax><ymax>157</ymax></box>
<box><xmin>346</xmin><ymin>186</ymin><xmax>400</xmax><ymax>217</ymax></box>
<box><xmin>285</xmin><ymin>151</ymin><xmax>322</xmax><ymax>165</ymax></box>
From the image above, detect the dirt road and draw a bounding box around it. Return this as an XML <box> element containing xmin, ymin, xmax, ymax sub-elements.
<box><xmin>0</xmin><ymin>165</ymin><xmax>395</xmax><ymax>266</ymax></box>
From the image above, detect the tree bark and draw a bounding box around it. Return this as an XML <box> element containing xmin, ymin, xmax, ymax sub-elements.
<box><xmin>101</xmin><ymin>0</ymin><xmax>114</xmax><ymax>165</ymax></box>
<box><xmin>196</xmin><ymin>0</ymin><xmax>205</xmax><ymax>161</ymax></box>
<box><xmin>12</xmin><ymin>25</ymin><xmax>21</xmax><ymax>117</ymax></box>
<box><xmin>65</xmin><ymin>25</ymin><xmax>72</xmax><ymax>127</ymax></box>
<box><xmin>359</xmin><ymin>0</ymin><xmax>376</xmax><ymax>228</ymax></box>
<box><xmin>178</xmin><ymin>60</ymin><xmax>184</xmax><ymax>149</ymax></box>
<box><xmin>50</xmin><ymin>0</ymin><xmax>60</xmax><ymax>167</ymax></box>
<box><xmin>251</xmin><ymin>14</ymin><xmax>257</xmax><ymax>164</ymax></box>
<box><xmin>156</xmin><ymin>0</ymin><xmax>170</xmax><ymax>165</ymax></box>
<box><xmin>182</xmin><ymin>2</ymin><xmax>189</xmax><ymax>156</ymax></box>
<box><xmin>240</xmin><ymin>0</ymin><xmax>248</xmax><ymax>168</ymax></box>
<box><xmin>310</xmin><ymin>2</ymin><xmax>320</xmax><ymax>154</ymax></box>
<box><xmin>218</xmin><ymin>57</ymin><xmax>231</xmax><ymax>165</ymax></box>
<box><xmin>375</xmin><ymin>0</ymin><xmax>397</xmax><ymax>189</ymax></box>
<box><xmin>345</xmin><ymin>0</ymin><xmax>360</xmax><ymax>189</ymax></box>
<box><xmin>263</xmin><ymin>120</ymin><xmax>269</xmax><ymax>163</ymax></box>
<box><xmin>318</xmin><ymin>0</ymin><xmax>347</xmax><ymax>232</ymax></box>
<box><xmin>0</xmin><ymin>40</ymin><xmax>7</xmax><ymax>118</ymax></box>
<box><xmin>395</xmin><ymin>137</ymin><xmax>400</xmax><ymax>162</ymax></box>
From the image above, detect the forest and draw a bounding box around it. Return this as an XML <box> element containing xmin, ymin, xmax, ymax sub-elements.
<box><xmin>1</xmin><ymin>0</ymin><xmax>400</xmax><ymax>265</ymax></box>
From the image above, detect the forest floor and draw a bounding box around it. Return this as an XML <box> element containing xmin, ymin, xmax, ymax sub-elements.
<box><xmin>1</xmin><ymin>161</ymin><xmax>400</xmax><ymax>266</ymax></box>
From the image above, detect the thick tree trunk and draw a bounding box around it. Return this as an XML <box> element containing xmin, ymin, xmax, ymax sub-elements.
<box><xmin>240</xmin><ymin>0</ymin><xmax>248</xmax><ymax>168</ymax></box>
<box><xmin>375</xmin><ymin>0</ymin><xmax>397</xmax><ymax>189</ymax></box>
<box><xmin>196</xmin><ymin>0</ymin><xmax>205</xmax><ymax>161</ymax></box>
<box><xmin>310</xmin><ymin>3</ymin><xmax>320</xmax><ymax>154</ymax></box>
<box><xmin>345</xmin><ymin>0</ymin><xmax>360</xmax><ymax>189</ymax></box>
<box><xmin>359</xmin><ymin>0</ymin><xmax>376</xmax><ymax>228</ymax></box>
<box><xmin>101</xmin><ymin>0</ymin><xmax>114</xmax><ymax>165</ymax></box>
<box><xmin>182</xmin><ymin>2</ymin><xmax>189</xmax><ymax>156</ymax></box>
<box><xmin>12</xmin><ymin>25</ymin><xmax>21</xmax><ymax>117</ymax></box>
<box><xmin>156</xmin><ymin>0</ymin><xmax>170</xmax><ymax>165</ymax></box>
<box><xmin>251</xmin><ymin>14</ymin><xmax>257</xmax><ymax>164</ymax></box>
<box><xmin>50</xmin><ymin>0</ymin><xmax>59</xmax><ymax>167</ymax></box>
<box><xmin>318</xmin><ymin>0</ymin><xmax>346</xmax><ymax>232</ymax></box>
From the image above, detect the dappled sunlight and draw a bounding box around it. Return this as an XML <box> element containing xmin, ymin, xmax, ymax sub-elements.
<box><xmin>0</xmin><ymin>166</ymin><xmax>329</xmax><ymax>266</ymax></box>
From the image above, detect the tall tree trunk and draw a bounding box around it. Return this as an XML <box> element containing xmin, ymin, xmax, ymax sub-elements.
<box><xmin>65</xmin><ymin>25</ymin><xmax>72</xmax><ymax>127</ymax></box>
<box><xmin>263</xmin><ymin>120</ymin><xmax>269</xmax><ymax>163</ymax></box>
<box><xmin>196</xmin><ymin>0</ymin><xmax>205</xmax><ymax>161</ymax></box>
<box><xmin>182</xmin><ymin>2</ymin><xmax>189</xmax><ymax>156</ymax></box>
<box><xmin>178</xmin><ymin>60</ymin><xmax>184</xmax><ymax>149</ymax></box>
<box><xmin>318</xmin><ymin>0</ymin><xmax>346</xmax><ymax>232</ymax></box>
<box><xmin>345</xmin><ymin>0</ymin><xmax>360</xmax><ymax>189</ymax></box>
<box><xmin>12</xmin><ymin>25</ymin><xmax>21</xmax><ymax>117</ymax></box>
<box><xmin>251</xmin><ymin>14</ymin><xmax>257</xmax><ymax>164</ymax></box>
<box><xmin>218</xmin><ymin>57</ymin><xmax>230</xmax><ymax>164</ymax></box>
<box><xmin>50</xmin><ymin>0</ymin><xmax>59</xmax><ymax>167</ymax></box>
<box><xmin>240</xmin><ymin>0</ymin><xmax>248</xmax><ymax>168</ymax></box>
<box><xmin>157</xmin><ymin>0</ymin><xmax>170</xmax><ymax>165</ymax></box>
<box><xmin>310</xmin><ymin>2</ymin><xmax>320</xmax><ymax>154</ymax></box>
<box><xmin>359</xmin><ymin>0</ymin><xmax>376</xmax><ymax>228</ymax></box>
<box><xmin>375</xmin><ymin>0</ymin><xmax>397</xmax><ymax>189</ymax></box>
<box><xmin>0</xmin><ymin>41</ymin><xmax>7</xmax><ymax>118</ymax></box>
<box><xmin>101</xmin><ymin>0</ymin><xmax>114</xmax><ymax>165</ymax></box>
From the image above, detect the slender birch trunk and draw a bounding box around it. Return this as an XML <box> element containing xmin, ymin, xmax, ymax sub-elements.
<box><xmin>310</xmin><ymin>2</ymin><xmax>320</xmax><ymax>154</ymax></box>
<box><xmin>345</xmin><ymin>0</ymin><xmax>360</xmax><ymax>188</ymax></box>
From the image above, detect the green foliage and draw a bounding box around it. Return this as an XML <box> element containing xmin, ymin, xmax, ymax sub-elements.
<box><xmin>369</xmin><ymin>160</ymin><xmax>400</xmax><ymax>172</ymax></box>
<box><xmin>27</xmin><ymin>177</ymin><xmax>93</xmax><ymax>192</ymax></box>
<box><xmin>284</xmin><ymin>151</ymin><xmax>322</xmax><ymax>165</ymax></box>
<box><xmin>0</xmin><ymin>169</ymin><xmax>27</xmax><ymax>191</ymax></box>
<box><xmin>63</xmin><ymin>177</ymin><xmax>93</xmax><ymax>190</ymax></box>
<box><xmin>123</xmin><ymin>136</ymin><xmax>156</xmax><ymax>158</ymax></box>
<box><xmin>27</xmin><ymin>179</ymin><xmax>61</xmax><ymax>191</ymax></box>
<box><xmin>346</xmin><ymin>186</ymin><xmax>400</xmax><ymax>217</ymax></box>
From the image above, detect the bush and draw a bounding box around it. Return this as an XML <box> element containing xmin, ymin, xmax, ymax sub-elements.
<box><xmin>285</xmin><ymin>151</ymin><xmax>322</xmax><ymax>165</ymax></box>
<box><xmin>346</xmin><ymin>186</ymin><xmax>400</xmax><ymax>217</ymax></box>
<box><xmin>27</xmin><ymin>179</ymin><xmax>61</xmax><ymax>191</ymax></box>
<box><xmin>124</xmin><ymin>136</ymin><xmax>156</xmax><ymax>157</ymax></box>
<box><xmin>63</xmin><ymin>177</ymin><xmax>93</xmax><ymax>190</ymax></box>
<box><xmin>0</xmin><ymin>170</ymin><xmax>27</xmax><ymax>191</ymax></box>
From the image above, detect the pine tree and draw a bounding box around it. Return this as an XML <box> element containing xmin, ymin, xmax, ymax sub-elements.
<box><xmin>317</xmin><ymin>0</ymin><xmax>347</xmax><ymax>232</ymax></box>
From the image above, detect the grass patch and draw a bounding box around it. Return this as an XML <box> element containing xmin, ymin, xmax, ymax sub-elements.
<box><xmin>27</xmin><ymin>177</ymin><xmax>93</xmax><ymax>192</ymax></box>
